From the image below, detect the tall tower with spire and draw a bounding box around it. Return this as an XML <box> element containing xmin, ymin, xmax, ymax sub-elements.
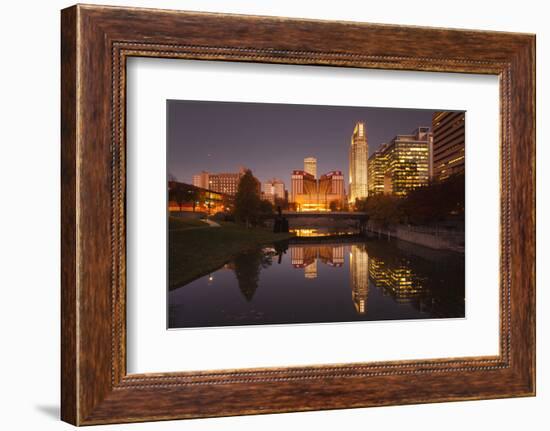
<box><xmin>349</xmin><ymin>122</ymin><xmax>369</xmax><ymax>204</ymax></box>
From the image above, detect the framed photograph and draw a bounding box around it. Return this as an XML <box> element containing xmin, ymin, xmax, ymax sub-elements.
<box><xmin>61</xmin><ymin>4</ymin><xmax>536</xmax><ymax>425</ymax></box>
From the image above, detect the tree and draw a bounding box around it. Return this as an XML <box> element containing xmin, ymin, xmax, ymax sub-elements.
<box><xmin>359</xmin><ymin>194</ymin><xmax>402</xmax><ymax>228</ymax></box>
<box><xmin>274</xmin><ymin>197</ymin><xmax>288</xmax><ymax>211</ymax></box>
<box><xmin>233</xmin><ymin>169</ymin><xmax>262</xmax><ymax>228</ymax></box>
<box><xmin>168</xmin><ymin>183</ymin><xmax>201</xmax><ymax>212</ymax></box>
<box><xmin>355</xmin><ymin>173</ymin><xmax>465</xmax><ymax>227</ymax></box>
<box><xmin>401</xmin><ymin>173</ymin><xmax>465</xmax><ymax>224</ymax></box>
<box><xmin>170</xmin><ymin>185</ymin><xmax>186</xmax><ymax>211</ymax></box>
<box><xmin>184</xmin><ymin>188</ymin><xmax>200</xmax><ymax>212</ymax></box>
<box><xmin>222</xmin><ymin>194</ymin><xmax>234</xmax><ymax>213</ymax></box>
<box><xmin>259</xmin><ymin>199</ymin><xmax>274</xmax><ymax>222</ymax></box>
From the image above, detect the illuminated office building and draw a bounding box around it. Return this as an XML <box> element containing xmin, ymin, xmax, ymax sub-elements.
<box><xmin>367</xmin><ymin>144</ymin><xmax>389</xmax><ymax>195</ymax></box>
<box><xmin>349</xmin><ymin>122</ymin><xmax>369</xmax><ymax>204</ymax></box>
<box><xmin>291</xmin><ymin>169</ymin><xmax>345</xmax><ymax>212</ymax></box>
<box><xmin>291</xmin><ymin>170</ymin><xmax>315</xmax><ymax>208</ymax></box>
<box><xmin>432</xmin><ymin>111</ymin><xmax>465</xmax><ymax>181</ymax></box>
<box><xmin>208</xmin><ymin>172</ymin><xmax>241</xmax><ymax>195</ymax></box>
<box><xmin>349</xmin><ymin>245</ymin><xmax>369</xmax><ymax>314</ymax></box>
<box><xmin>304</xmin><ymin>157</ymin><xmax>317</xmax><ymax>178</ymax></box>
<box><xmin>192</xmin><ymin>167</ymin><xmax>248</xmax><ymax>196</ymax></box>
<box><xmin>377</xmin><ymin>127</ymin><xmax>432</xmax><ymax>196</ymax></box>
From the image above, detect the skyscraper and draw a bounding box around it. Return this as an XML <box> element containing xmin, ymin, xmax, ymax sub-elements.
<box><xmin>432</xmin><ymin>111</ymin><xmax>465</xmax><ymax>181</ymax></box>
<box><xmin>304</xmin><ymin>157</ymin><xmax>317</xmax><ymax>178</ymax></box>
<box><xmin>349</xmin><ymin>122</ymin><xmax>369</xmax><ymax>204</ymax></box>
<box><xmin>367</xmin><ymin>143</ymin><xmax>389</xmax><ymax>196</ymax></box>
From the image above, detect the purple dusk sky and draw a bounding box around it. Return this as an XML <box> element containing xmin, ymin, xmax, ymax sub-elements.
<box><xmin>167</xmin><ymin>100</ymin><xmax>452</xmax><ymax>187</ymax></box>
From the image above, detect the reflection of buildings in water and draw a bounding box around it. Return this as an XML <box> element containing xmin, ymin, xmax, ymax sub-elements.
<box><xmin>326</xmin><ymin>245</ymin><xmax>345</xmax><ymax>266</ymax></box>
<box><xmin>290</xmin><ymin>245</ymin><xmax>345</xmax><ymax>278</ymax></box>
<box><xmin>290</xmin><ymin>246</ymin><xmax>313</xmax><ymax>268</ymax></box>
<box><xmin>349</xmin><ymin>245</ymin><xmax>369</xmax><ymax>314</ymax></box>
<box><xmin>368</xmin><ymin>256</ymin><xmax>427</xmax><ymax>303</ymax></box>
<box><xmin>304</xmin><ymin>261</ymin><xmax>318</xmax><ymax>279</ymax></box>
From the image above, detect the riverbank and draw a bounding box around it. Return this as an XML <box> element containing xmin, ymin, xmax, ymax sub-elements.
<box><xmin>169</xmin><ymin>219</ymin><xmax>294</xmax><ymax>290</ymax></box>
<box><xmin>366</xmin><ymin>222</ymin><xmax>464</xmax><ymax>253</ymax></box>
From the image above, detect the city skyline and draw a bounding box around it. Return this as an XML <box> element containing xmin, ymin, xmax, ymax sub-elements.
<box><xmin>168</xmin><ymin>100</ymin><xmax>466</xmax><ymax>329</ymax></box>
<box><xmin>167</xmin><ymin>100</ymin><xmax>441</xmax><ymax>188</ymax></box>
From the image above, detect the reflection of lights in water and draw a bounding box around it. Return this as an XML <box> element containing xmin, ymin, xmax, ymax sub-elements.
<box><xmin>207</xmin><ymin>274</ymin><xmax>214</xmax><ymax>285</ymax></box>
<box><xmin>368</xmin><ymin>257</ymin><xmax>427</xmax><ymax>303</ymax></box>
<box><xmin>290</xmin><ymin>245</ymin><xmax>345</xmax><ymax>272</ymax></box>
<box><xmin>289</xmin><ymin>228</ymin><xmax>357</xmax><ymax>237</ymax></box>
<box><xmin>289</xmin><ymin>228</ymin><xmax>323</xmax><ymax>237</ymax></box>
<box><xmin>304</xmin><ymin>260</ymin><xmax>318</xmax><ymax>279</ymax></box>
<box><xmin>349</xmin><ymin>245</ymin><xmax>369</xmax><ymax>314</ymax></box>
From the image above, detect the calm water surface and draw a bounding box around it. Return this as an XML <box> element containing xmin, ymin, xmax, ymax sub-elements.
<box><xmin>168</xmin><ymin>237</ymin><xmax>465</xmax><ymax>329</ymax></box>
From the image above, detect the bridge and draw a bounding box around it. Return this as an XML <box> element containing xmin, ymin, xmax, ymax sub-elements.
<box><xmin>272</xmin><ymin>211</ymin><xmax>369</xmax><ymax>234</ymax></box>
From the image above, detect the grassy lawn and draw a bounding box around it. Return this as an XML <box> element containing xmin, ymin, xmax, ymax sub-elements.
<box><xmin>169</xmin><ymin>221</ymin><xmax>294</xmax><ymax>289</ymax></box>
<box><xmin>168</xmin><ymin>216</ymin><xmax>209</xmax><ymax>230</ymax></box>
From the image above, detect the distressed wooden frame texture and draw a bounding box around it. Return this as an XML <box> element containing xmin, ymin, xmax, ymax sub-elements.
<box><xmin>61</xmin><ymin>4</ymin><xmax>536</xmax><ymax>426</ymax></box>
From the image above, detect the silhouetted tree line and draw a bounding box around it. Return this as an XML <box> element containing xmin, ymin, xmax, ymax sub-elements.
<box><xmin>233</xmin><ymin>169</ymin><xmax>274</xmax><ymax>228</ymax></box>
<box><xmin>356</xmin><ymin>173</ymin><xmax>465</xmax><ymax>227</ymax></box>
<box><xmin>168</xmin><ymin>182</ymin><xmax>200</xmax><ymax>212</ymax></box>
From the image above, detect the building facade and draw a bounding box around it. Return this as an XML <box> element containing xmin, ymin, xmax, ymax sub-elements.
<box><xmin>367</xmin><ymin>143</ymin><xmax>389</xmax><ymax>196</ymax></box>
<box><xmin>349</xmin><ymin>121</ymin><xmax>369</xmax><ymax>204</ymax></box>
<box><xmin>208</xmin><ymin>172</ymin><xmax>241</xmax><ymax>195</ymax></box>
<box><xmin>303</xmin><ymin>157</ymin><xmax>317</xmax><ymax>178</ymax></box>
<box><xmin>192</xmin><ymin>168</ymin><xmax>247</xmax><ymax>196</ymax></box>
<box><xmin>290</xmin><ymin>169</ymin><xmax>345</xmax><ymax>212</ymax></box>
<box><xmin>368</xmin><ymin>127</ymin><xmax>432</xmax><ymax>196</ymax></box>
<box><xmin>432</xmin><ymin>111</ymin><xmax>466</xmax><ymax>181</ymax></box>
<box><xmin>262</xmin><ymin>178</ymin><xmax>286</xmax><ymax>204</ymax></box>
<box><xmin>192</xmin><ymin>171</ymin><xmax>209</xmax><ymax>189</ymax></box>
<box><xmin>168</xmin><ymin>181</ymin><xmax>227</xmax><ymax>214</ymax></box>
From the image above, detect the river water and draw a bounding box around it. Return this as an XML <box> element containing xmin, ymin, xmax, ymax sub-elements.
<box><xmin>168</xmin><ymin>237</ymin><xmax>465</xmax><ymax>329</ymax></box>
